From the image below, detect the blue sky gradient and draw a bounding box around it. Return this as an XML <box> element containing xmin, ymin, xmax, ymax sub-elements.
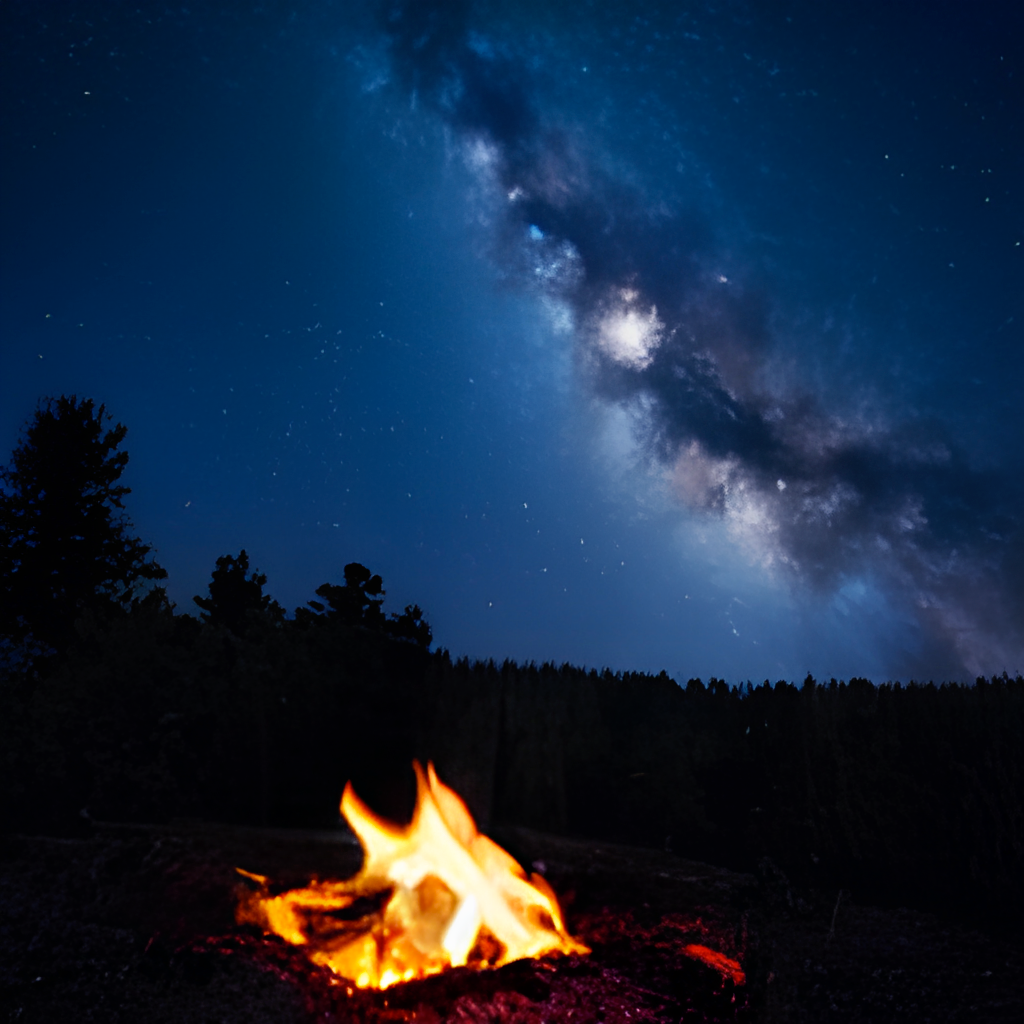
<box><xmin>3</xmin><ymin>0</ymin><xmax>1022</xmax><ymax>681</ymax></box>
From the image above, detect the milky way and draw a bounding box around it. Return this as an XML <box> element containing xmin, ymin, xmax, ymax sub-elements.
<box><xmin>2</xmin><ymin>0</ymin><xmax>1020</xmax><ymax>679</ymax></box>
<box><xmin>377</xmin><ymin>0</ymin><xmax>1024</xmax><ymax>676</ymax></box>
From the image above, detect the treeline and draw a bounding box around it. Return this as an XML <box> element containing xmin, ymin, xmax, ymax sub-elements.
<box><xmin>2</xmin><ymin>396</ymin><xmax>1022</xmax><ymax>932</ymax></box>
<box><xmin>2</xmin><ymin>603</ymin><xmax>1021</xmax><ymax>930</ymax></box>
<box><xmin>0</xmin><ymin>584</ymin><xmax>434</xmax><ymax>832</ymax></box>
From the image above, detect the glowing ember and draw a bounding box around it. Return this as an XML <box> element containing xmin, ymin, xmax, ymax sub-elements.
<box><xmin>236</xmin><ymin>762</ymin><xmax>589</xmax><ymax>989</ymax></box>
<box><xmin>683</xmin><ymin>944</ymin><xmax>746</xmax><ymax>986</ymax></box>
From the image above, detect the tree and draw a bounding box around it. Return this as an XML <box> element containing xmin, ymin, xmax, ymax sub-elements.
<box><xmin>386</xmin><ymin>603</ymin><xmax>433</xmax><ymax>649</ymax></box>
<box><xmin>296</xmin><ymin>561</ymin><xmax>432</xmax><ymax>647</ymax></box>
<box><xmin>193</xmin><ymin>550</ymin><xmax>284</xmax><ymax>636</ymax></box>
<box><xmin>0</xmin><ymin>395</ymin><xmax>166</xmax><ymax>654</ymax></box>
<box><xmin>299</xmin><ymin>562</ymin><xmax>387</xmax><ymax>629</ymax></box>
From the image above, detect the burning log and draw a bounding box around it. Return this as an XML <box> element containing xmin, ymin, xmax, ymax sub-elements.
<box><xmin>236</xmin><ymin>762</ymin><xmax>589</xmax><ymax>989</ymax></box>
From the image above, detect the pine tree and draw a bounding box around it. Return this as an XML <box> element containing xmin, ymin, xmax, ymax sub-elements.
<box><xmin>295</xmin><ymin>562</ymin><xmax>432</xmax><ymax>647</ymax></box>
<box><xmin>193</xmin><ymin>549</ymin><xmax>284</xmax><ymax>636</ymax></box>
<box><xmin>302</xmin><ymin>562</ymin><xmax>387</xmax><ymax>629</ymax></box>
<box><xmin>0</xmin><ymin>395</ymin><xmax>166</xmax><ymax>655</ymax></box>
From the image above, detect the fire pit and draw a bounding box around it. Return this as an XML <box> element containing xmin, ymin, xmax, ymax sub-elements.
<box><xmin>7</xmin><ymin>817</ymin><xmax>1023</xmax><ymax>1022</ymax></box>
<box><xmin>224</xmin><ymin>815</ymin><xmax>753</xmax><ymax>1015</ymax></box>
<box><xmin>226</xmin><ymin>765</ymin><xmax>753</xmax><ymax>1019</ymax></box>
<box><xmin>235</xmin><ymin>762</ymin><xmax>589</xmax><ymax>989</ymax></box>
<box><xmin>224</xmin><ymin>764</ymin><xmax>750</xmax><ymax>1022</ymax></box>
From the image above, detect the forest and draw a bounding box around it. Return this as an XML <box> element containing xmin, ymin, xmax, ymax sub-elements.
<box><xmin>2</xmin><ymin>397</ymin><xmax>1022</xmax><ymax>934</ymax></box>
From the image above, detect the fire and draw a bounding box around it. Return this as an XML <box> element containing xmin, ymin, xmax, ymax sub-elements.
<box><xmin>236</xmin><ymin>762</ymin><xmax>589</xmax><ymax>989</ymax></box>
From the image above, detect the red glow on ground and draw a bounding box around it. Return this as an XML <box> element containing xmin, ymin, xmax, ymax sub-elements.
<box><xmin>683</xmin><ymin>944</ymin><xmax>746</xmax><ymax>986</ymax></box>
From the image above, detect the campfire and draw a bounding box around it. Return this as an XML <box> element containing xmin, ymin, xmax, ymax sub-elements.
<box><xmin>236</xmin><ymin>762</ymin><xmax>589</xmax><ymax>989</ymax></box>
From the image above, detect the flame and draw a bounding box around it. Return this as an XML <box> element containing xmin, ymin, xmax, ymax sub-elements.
<box><xmin>236</xmin><ymin>762</ymin><xmax>588</xmax><ymax>989</ymax></box>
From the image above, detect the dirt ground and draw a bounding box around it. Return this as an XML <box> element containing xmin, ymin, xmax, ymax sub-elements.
<box><xmin>1</xmin><ymin>821</ymin><xmax>1021</xmax><ymax>1023</ymax></box>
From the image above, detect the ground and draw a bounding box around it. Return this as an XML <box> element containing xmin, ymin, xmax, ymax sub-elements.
<box><xmin>1</xmin><ymin>822</ymin><xmax>1021</xmax><ymax>1022</ymax></box>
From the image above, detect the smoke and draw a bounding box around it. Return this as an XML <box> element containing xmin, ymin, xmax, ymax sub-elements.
<box><xmin>377</xmin><ymin>0</ymin><xmax>1023</xmax><ymax>677</ymax></box>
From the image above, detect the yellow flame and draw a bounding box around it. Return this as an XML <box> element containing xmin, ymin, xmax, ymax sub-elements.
<box><xmin>237</xmin><ymin>762</ymin><xmax>588</xmax><ymax>988</ymax></box>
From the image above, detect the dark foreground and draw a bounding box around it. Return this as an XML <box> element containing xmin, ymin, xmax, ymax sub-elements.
<box><xmin>1</xmin><ymin>822</ymin><xmax>1021</xmax><ymax>1023</ymax></box>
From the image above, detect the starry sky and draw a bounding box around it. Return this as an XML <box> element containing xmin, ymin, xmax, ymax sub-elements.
<box><xmin>2</xmin><ymin>0</ymin><xmax>1022</xmax><ymax>682</ymax></box>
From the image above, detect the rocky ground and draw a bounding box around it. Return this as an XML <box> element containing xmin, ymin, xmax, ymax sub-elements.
<box><xmin>1</xmin><ymin>821</ymin><xmax>1021</xmax><ymax>1023</ymax></box>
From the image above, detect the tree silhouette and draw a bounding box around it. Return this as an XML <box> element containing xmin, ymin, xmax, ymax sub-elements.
<box><xmin>0</xmin><ymin>396</ymin><xmax>166</xmax><ymax>655</ymax></box>
<box><xmin>299</xmin><ymin>562</ymin><xmax>387</xmax><ymax>629</ymax></box>
<box><xmin>193</xmin><ymin>550</ymin><xmax>284</xmax><ymax>636</ymax></box>
<box><xmin>296</xmin><ymin>562</ymin><xmax>432</xmax><ymax>647</ymax></box>
<box><xmin>386</xmin><ymin>603</ymin><xmax>433</xmax><ymax>648</ymax></box>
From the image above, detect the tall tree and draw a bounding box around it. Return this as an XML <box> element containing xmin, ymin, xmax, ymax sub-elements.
<box><xmin>0</xmin><ymin>396</ymin><xmax>166</xmax><ymax>654</ymax></box>
<box><xmin>297</xmin><ymin>561</ymin><xmax>432</xmax><ymax>647</ymax></box>
<box><xmin>194</xmin><ymin>549</ymin><xmax>284</xmax><ymax>636</ymax></box>
<box><xmin>302</xmin><ymin>562</ymin><xmax>387</xmax><ymax>629</ymax></box>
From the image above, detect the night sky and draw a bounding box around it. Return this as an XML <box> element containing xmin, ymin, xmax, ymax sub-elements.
<box><xmin>2</xmin><ymin>0</ymin><xmax>1022</xmax><ymax>682</ymax></box>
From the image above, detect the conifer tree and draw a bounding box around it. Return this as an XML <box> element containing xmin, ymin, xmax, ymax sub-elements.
<box><xmin>193</xmin><ymin>549</ymin><xmax>284</xmax><ymax>636</ymax></box>
<box><xmin>297</xmin><ymin>562</ymin><xmax>432</xmax><ymax>647</ymax></box>
<box><xmin>0</xmin><ymin>396</ymin><xmax>166</xmax><ymax>654</ymax></box>
<box><xmin>304</xmin><ymin>562</ymin><xmax>387</xmax><ymax>629</ymax></box>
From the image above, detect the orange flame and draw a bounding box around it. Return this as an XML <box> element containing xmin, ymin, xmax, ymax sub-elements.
<box><xmin>236</xmin><ymin>762</ymin><xmax>589</xmax><ymax>989</ymax></box>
